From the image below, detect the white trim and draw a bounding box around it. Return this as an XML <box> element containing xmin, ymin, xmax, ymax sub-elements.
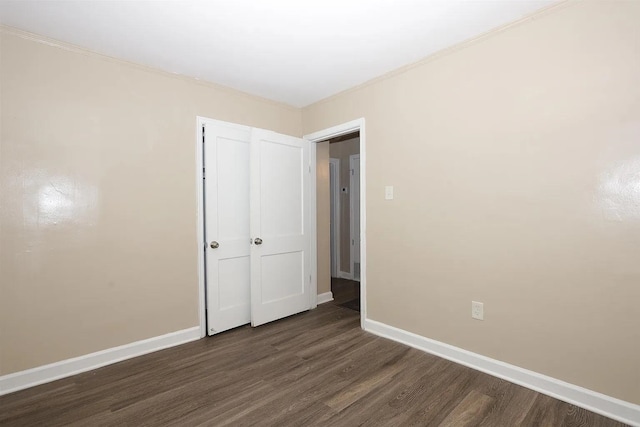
<box><xmin>0</xmin><ymin>327</ymin><xmax>200</xmax><ymax>397</ymax></box>
<box><xmin>349</xmin><ymin>154</ymin><xmax>360</xmax><ymax>281</ymax></box>
<box><xmin>359</xmin><ymin>122</ymin><xmax>366</xmax><ymax>329</ymax></box>
<box><xmin>329</xmin><ymin>158</ymin><xmax>341</xmax><ymax>278</ymax></box>
<box><xmin>304</xmin><ymin>118</ymin><xmax>363</xmax><ymax>142</ymax></box>
<box><xmin>316</xmin><ymin>292</ymin><xmax>334</xmax><ymax>305</ymax></box>
<box><xmin>309</xmin><ymin>142</ymin><xmax>318</xmax><ymax>310</ymax></box>
<box><xmin>338</xmin><ymin>270</ymin><xmax>353</xmax><ymax>280</ymax></box>
<box><xmin>196</xmin><ymin>117</ymin><xmax>206</xmax><ymax>338</ymax></box>
<box><xmin>364</xmin><ymin>319</ymin><xmax>640</xmax><ymax>427</ymax></box>
<box><xmin>304</xmin><ymin>118</ymin><xmax>366</xmax><ymax>329</ymax></box>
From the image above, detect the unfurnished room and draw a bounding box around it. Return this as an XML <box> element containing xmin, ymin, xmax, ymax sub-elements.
<box><xmin>0</xmin><ymin>1</ymin><xmax>639</xmax><ymax>426</ymax></box>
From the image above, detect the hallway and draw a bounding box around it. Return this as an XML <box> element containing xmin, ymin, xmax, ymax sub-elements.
<box><xmin>332</xmin><ymin>277</ymin><xmax>360</xmax><ymax>313</ymax></box>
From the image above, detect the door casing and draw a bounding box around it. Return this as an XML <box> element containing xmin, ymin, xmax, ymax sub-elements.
<box><xmin>349</xmin><ymin>154</ymin><xmax>361</xmax><ymax>281</ymax></box>
<box><xmin>329</xmin><ymin>158</ymin><xmax>341</xmax><ymax>278</ymax></box>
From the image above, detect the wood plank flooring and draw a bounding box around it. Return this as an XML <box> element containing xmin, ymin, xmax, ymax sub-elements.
<box><xmin>0</xmin><ymin>302</ymin><xmax>627</xmax><ymax>426</ymax></box>
<box><xmin>331</xmin><ymin>277</ymin><xmax>360</xmax><ymax>305</ymax></box>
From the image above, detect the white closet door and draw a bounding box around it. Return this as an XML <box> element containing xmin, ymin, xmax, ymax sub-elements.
<box><xmin>204</xmin><ymin>121</ymin><xmax>251</xmax><ymax>335</ymax></box>
<box><xmin>250</xmin><ymin>129</ymin><xmax>311</xmax><ymax>327</ymax></box>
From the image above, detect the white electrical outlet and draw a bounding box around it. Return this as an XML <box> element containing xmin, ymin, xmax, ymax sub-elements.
<box><xmin>471</xmin><ymin>301</ymin><xmax>484</xmax><ymax>320</ymax></box>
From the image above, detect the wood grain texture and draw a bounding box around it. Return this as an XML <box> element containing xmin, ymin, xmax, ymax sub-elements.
<box><xmin>0</xmin><ymin>302</ymin><xmax>628</xmax><ymax>426</ymax></box>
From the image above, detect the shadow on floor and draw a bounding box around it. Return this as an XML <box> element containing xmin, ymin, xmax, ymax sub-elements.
<box><xmin>331</xmin><ymin>277</ymin><xmax>360</xmax><ymax>313</ymax></box>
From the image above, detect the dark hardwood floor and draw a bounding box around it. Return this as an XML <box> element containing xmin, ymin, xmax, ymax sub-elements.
<box><xmin>331</xmin><ymin>277</ymin><xmax>360</xmax><ymax>306</ymax></box>
<box><xmin>0</xmin><ymin>299</ymin><xmax>627</xmax><ymax>426</ymax></box>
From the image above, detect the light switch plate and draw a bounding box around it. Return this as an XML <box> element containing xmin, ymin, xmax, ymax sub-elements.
<box><xmin>472</xmin><ymin>301</ymin><xmax>484</xmax><ymax>320</ymax></box>
<box><xmin>385</xmin><ymin>186</ymin><xmax>394</xmax><ymax>200</ymax></box>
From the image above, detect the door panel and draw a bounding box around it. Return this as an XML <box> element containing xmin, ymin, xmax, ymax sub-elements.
<box><xmin>218</xmin><ymin>257</ymin><xmax>250</xmax><ymax>309</ymax></box>
<box><xmin>260</xmin><ymin>141</ymin><xmax>304</xmax><ymax>237</ymax></box>
<box><xmin>250</xmin><ymin>129</ymin><xmax>310</xmax><ymax>327</ymax></box>
<box><xmin>260</xmin><ymin>252</ymin><xmax>304</xmax><ymax>303</ymax></box>
<box><xmin>204</xmin><ymin>122</ymin><xmax>251</xmax><ymax>335</ymax></box>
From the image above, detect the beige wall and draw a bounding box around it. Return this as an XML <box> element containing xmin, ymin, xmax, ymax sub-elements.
<box><xmin>329</xmin><ymin>137</ymin><xmax>360</xmax><ymax>274</ymax></box>
<box><xmin>316</xmin><ymin>141</ymin><xmax>331</xmax><ymax>295</ymax></box>
<box><xmin>303</xmin><ymin>1</ymin><xmax>640</xmax><ymax>405</ymax></box>
<box><xmin>3</xmin><ymin>0</ymin><xmax>640</xmax><ymax>407</ymax></box>
<box><xmin>0</xmin><ymin>28</ymin><xmax>302</xmax><ymax>375</ymax></box>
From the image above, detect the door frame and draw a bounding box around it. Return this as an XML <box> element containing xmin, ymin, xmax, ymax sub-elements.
<box><xmin>329</xmin><ymin>158</ymin><xmax>341</xmax><ymax>278</ymax></box>
<box><xmin>196</xmin><ymin>116</ymin><xmax>207</xmax><ymax>338</ymax></box>
<box><xmin>349</xmin><ymin>154</ymin><xmax>360</xmax><ymax>281</ymax></box>
<box><xmin>305</xmin><ymin>118</ymin><xmax>366</xmax><ymax>328</ymax></box>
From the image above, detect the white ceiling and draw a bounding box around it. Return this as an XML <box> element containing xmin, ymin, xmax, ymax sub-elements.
<box><xmin>0</xmin><ymin>0</ymin><xmax>557</xmax><ymax>107</ymax></box>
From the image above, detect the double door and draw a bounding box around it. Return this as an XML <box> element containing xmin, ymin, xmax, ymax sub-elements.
<box><xmin>203</xmin><ymin>118</ymin><xmax>311</xmax><ymax>335</ymax></box>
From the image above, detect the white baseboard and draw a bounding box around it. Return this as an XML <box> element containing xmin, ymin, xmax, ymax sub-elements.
<box><xmin>317</xmin><ymin>291</ymin><xmax>334</xmax><ymax>305</ymax></box>
<box><xmin>0</xmin><ymin>326</ymin><xmax>200</xmax><ymax>397</ymax></box>
<box><xmin>364</xmin><ymin>319</ymin><xmax>640</xmax><ymax>427</ymax></box>
<box><xmin>338</xmin><ymin>271</ymin><xmax>353</xmax><ymax>280</ymax></box>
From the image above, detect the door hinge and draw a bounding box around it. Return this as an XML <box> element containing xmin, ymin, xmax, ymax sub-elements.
<box><xmin>203</xmin><ymin>167</ymin><xmax>205</xmax><ymax>179</ymax></box>
<box><xmin>351</xmin><ymin>169</ymin><xmax>354</xmax><ymax>175</ymax></box>
<box><xmin>309</xmin><ymin>275</ymin><xmax>312</xmax><ymax>283</ymax></box>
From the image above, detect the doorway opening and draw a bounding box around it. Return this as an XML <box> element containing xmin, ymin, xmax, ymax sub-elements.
<box><xmin>328</xmin><ymin>130</ymin><xmax>361</xmax><ymax>311</ymax></box>
<box><xmin>324</xmin><ymin>131</ymin><xmax>361</xmax><ymax>315</ymax></box>
<box><xmin>304</xmin><ymin>118</ymin><xmax>367</xmax><ymax>329</ymax></box>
